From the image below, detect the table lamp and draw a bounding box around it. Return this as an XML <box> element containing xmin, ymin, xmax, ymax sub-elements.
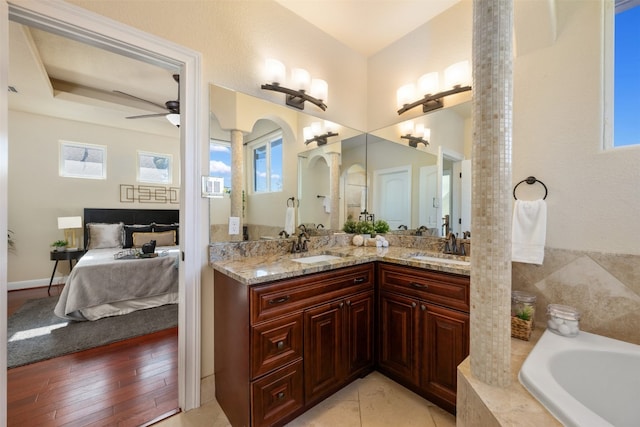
<box><xmin>57</xmin><ymin>216</ymin><xmax>82</xmax><ymax>250</ymax></box>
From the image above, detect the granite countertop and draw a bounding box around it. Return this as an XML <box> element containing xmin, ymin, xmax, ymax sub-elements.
<box><xmin>211</xmin><ymin>245</ymin><xmax>470</xmax><ymax>286</ymax></box>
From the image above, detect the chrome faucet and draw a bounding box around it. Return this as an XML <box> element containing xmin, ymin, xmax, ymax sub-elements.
<box><xmin>444</xmin><ymin>232</ymin><xmax>457</xmax><ymax>254</ymax></box>
<box><xmin>416</xmin><ymin>225</ymin><xmax>428</xmax><ymax>236</ymax></box>
<box><xmin>279</xmin><ymin>230</ymin><xmax>289</xmax><ymax>238</ymax></box>
<box><xmin>316</xmin><ymin>224</ymin><xmax>325</xmax><ymax>229</ymax></box>
<box><xmin>398</xmin><ymin>224</ymin><xmax>408</xmax><ymax>230</ymax></box>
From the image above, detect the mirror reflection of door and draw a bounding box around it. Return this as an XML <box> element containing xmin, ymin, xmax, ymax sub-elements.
<box><xmin>419</xmin><ymin>165</ymin><xmax>438</xmax><ymax>230</ymax></box>
<box><xmin>374</xmin><ymin>166</ymin><xmax>411</xmax><ymax>230</ymax></box>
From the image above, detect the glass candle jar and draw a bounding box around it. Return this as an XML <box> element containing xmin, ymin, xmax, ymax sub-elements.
<box><xmin>511</xmin><ymin>291</ymin><xmax>537</xmax><ymax>326</ymax></box>
<box><xmin>547</xmin><ymin>304</ymin><xmax>580</xmax><ymax>337</ymax></box>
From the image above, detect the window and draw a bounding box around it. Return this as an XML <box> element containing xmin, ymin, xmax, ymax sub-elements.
<box><xmin>59</xmin><ymin>141</ymin><xmax>106</xmax><ymax>179</ymax></box>
<box><xmin>251</xmin><ymin>131</ymin><xmax>283</xmax><ymax>193</ymax></box>
<box><xmin>613</xmin><ymin>1</ymin><xmax>640</xmax><ymax>147</ymax></box>
<box><xmin>137</xmin><ymin>151</ymin><xmax>172</xmax><ymax>184</ymax></box>
<box><xmin>209</xmin><ymin>139</ymin><xmax>232</xmax><ymax>192</ymax></box>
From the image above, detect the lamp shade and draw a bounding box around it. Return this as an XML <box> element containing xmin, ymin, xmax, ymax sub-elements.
<box><xmin>418</xmin><ymin>72</ymin><xmax>439</xmax><ymax>95</ymax></box>
<box><xmin>265</xmin><ymin>58</ymin><xmax>286</xmax><ymax>84</ymax></box>
<box><xmin>396</xmin><ymin>84</ymin><xmax>416</xmax><ymax>109</ymax></box>
<box><xmin>310</xmin><ymin>79</ymin><xmax>328</xmax><ymax>101</ymax></box>
<box><xmin>166</xmin><ymin>113</ymin><xmax>180</xmax><ymax>127</ymax></box>
<box><xmin>58</xmin><ymin>216</ymin><xmax>82</xmax><ymax>229</ymax></box>
<box><xmin>291</xmin><ymin>68</ymin><xmax>311</xmax><ymax>91</ymax></box>
<box><xmin>444</xmin><ymin>60</ymin><xmax>471</xmax><ymax>88</ymax></box>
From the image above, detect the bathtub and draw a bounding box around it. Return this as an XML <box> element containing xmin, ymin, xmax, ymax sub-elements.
<box><xmin>519</xmin><ymin>329</ymin><xmax>640</xmax><ymax>427</ymax></box>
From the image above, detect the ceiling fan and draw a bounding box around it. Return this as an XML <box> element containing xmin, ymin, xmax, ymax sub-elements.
<box><xmin>114</xmin><ymin>74</ymin><xmax>180</xmax><ymax>127</ymax></box>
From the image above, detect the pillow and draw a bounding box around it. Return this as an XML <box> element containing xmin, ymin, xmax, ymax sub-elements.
<box><xmin>87</xmin><ymin>222</ymin><xmax>124</xmax><ymax>249</ymax></box>
<box><xmin>153</xmin><ymin>223</ymin><xmax>179</xmax><ymax>244</ymax></box>
<box><xmin>123</xmin><ymin>224</ymin><xmax>153</xmax><ymax>248</ymax></box>
<box><xmin>132</xmin><ymin>230</ymin><xmax>176</xmax><ymax>248</ymax></box>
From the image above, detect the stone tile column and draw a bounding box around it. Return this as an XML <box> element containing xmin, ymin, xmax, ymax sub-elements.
<box><xmin>230</xmin><ymin>129</ymin><xmax>244</xmax><ymax>242</ymax></box>
<box><xmin>470</xmin><ymin>0</ymin><xmax>513</xmax><ymax>386</ymax></box>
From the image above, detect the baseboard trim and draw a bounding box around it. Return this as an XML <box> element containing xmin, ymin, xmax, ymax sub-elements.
<box><xmin>7</xmin><ymin>277</ymin><xmax>67</xmax><ymax>291</ymax></box>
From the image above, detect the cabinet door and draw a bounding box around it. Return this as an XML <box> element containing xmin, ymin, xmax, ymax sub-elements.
<box><xmin>345</xmin><ymin>291</ymin><xmax>374</xmax><ymax>377</ymax></box>
<box><xmin>251</xmin><ymin>360</ymin><xmax>304</xmax><ymax>427</ymax></box>
<box><xmin>420</xmin><ymin>302</ymin><xmax>469</xmax><ymax>407</ymax></box>
<box><xmin>378</xmin><ymin>291</ymin><xmax>419</xmax><ymax>385</ymax></box>
<box><xmin>304</xmin><ymin>300</ymin><xmax>344</xmax><ymax>404</ymax></box>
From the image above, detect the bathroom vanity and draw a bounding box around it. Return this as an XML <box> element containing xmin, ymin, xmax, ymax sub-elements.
<box><xmin>213</xmin><ymin>249</ymin><xmax>470</xmax><ymax>426</ymax></box>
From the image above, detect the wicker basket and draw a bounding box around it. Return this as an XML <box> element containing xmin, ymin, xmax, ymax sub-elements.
<box><xmin>511</xmin><ymin>316</ymin><xmax>533</xmax><ymax>341</ymax></box>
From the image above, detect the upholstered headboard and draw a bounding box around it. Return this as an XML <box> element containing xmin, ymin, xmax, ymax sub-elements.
<box><xmin>83</xmin><ymin>208</ymin><xmax>179</xmax><ymax>250</ymax></box>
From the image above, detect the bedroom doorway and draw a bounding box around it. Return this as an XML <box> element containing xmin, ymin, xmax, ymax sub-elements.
<box><xmin>2</xmin><ymin>0</ymin><xmax>203</xmax><ymax>418</ymax></box>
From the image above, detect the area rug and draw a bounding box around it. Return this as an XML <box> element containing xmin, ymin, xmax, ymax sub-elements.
<box><xmin>7</xmin><ymin>296</ymin><xmax>178</xmax><ymax>368</ymax></box>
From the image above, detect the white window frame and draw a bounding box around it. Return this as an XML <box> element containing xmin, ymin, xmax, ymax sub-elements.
<box><xmin>59</xmin><ymin>140</ymin><xmax>107</xmax><ymax>180</ymax></box>
<box><xmin>137</xmin><ymin>150</ymin><xmax>173</xmax><ymax>184</ymax></box>
<box><xmin>249</xmin><ymin>130</ymin><xmax>283</xmax><ymax>194</ymax></box>
<box><xmin>603</xmin><ymin>0</ymin><xmax>640</xmax><ymax>149</ymax></box>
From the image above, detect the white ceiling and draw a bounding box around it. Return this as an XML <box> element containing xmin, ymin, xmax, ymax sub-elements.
<box><xmin>275</xmin><ymin>0</ymin><xmax>460</xmax><ymax>56</ymax></box>
<box><xmin>8</xmin><ymin>1</ymin><xmax>460</xmax><ymax>134</ymax></box>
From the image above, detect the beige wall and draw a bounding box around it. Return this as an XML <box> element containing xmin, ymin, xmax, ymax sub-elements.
<box><xmin>42</xmin><ymin>0</ymin><xmax>640</xmax><ymax>381</ymax></box>
<box><xmin>8</xmin><ymin>110</ymin><xmax>179</xmax><ymax>285</ymax></box>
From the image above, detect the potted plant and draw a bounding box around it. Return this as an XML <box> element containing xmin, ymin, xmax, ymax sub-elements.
<box><xmin>373</xmin><ymin>219</ymin><xmax>390</xmax><ymax>234</ymax></box>
<box><xmin>51</xmin><ymin>239</ymin><xmax>69</xmax><ymax>252</ymax></box>
<box><xmin>343</xmin><ymin>217</ymin><xmax>357</xmax><ymax>233</ymax></box>
<box><xmin>355</xmin><ymin>220</ymin><xmax>375</xmax><ymax>237</ymax></box>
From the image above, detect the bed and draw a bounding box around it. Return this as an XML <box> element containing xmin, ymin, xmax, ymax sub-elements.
<box><xmin>54</xmin><ymin>208</ymin><xmax>180</xmax><ymax>321</ymax></box>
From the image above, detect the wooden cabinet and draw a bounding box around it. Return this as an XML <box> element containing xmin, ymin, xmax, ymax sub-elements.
<box><xmin>303</xmin><ymin>290</ymin><xmax>374</xmax><ymax>405</ymax></box>
<box><xmin>215</xmin><ymin>263</ymin><xmax>374</xmax><ymax>427</ymax></box>
<box><xmin>377</xmin><ymin>263</ymin><xmax>470</xmax><ymax>414</ymax></box>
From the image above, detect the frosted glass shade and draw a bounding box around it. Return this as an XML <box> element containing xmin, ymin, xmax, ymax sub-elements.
<box><xmin>291</xmin><ymin>68</ymin><xmax>311</xmax><ymax>91</ymax></box>
<box><xmin>396</xmin><ymin>84</ymin><xmax>416</xmax><ymax>109</ymax></box>
<box><xmin>265</xmin><ymin>58</ymin><xmax>286</xmax><ymax>84</ymax></box>
<box><xmin>310</xmin><ymin>79</ymin><xmax>328</xmax><ymax>101</ymax></box>
<box><xmin>445</xmin><ymin>60</ymin><xmax>471</xmax><ymax>89</ymax></box>
<box><xmin>418</xmin><ymin>72</ymin><xmax>439</xmax><ymax>95</ymax></box>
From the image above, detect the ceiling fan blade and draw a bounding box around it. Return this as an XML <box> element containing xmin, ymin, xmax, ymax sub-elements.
<box><xmin>114</xmin><ymin>90</ymin><xmax>168</xmax><ymax>111</ymax></box>
<box><xmin>126</xmin><ymin>113</ymin><xmax>168</xmax><ymax>119</ymax></box>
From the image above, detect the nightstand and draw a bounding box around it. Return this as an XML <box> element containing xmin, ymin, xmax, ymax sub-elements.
<box><xmin>49</xmin><ymin>249</ymin><xmax>84</xmax><ymax>295</ymax></box>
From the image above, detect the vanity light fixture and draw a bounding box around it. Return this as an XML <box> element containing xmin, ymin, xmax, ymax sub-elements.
<box><xmin>397</xmin><ymin>61</ymin><xmax>472</xmax><ymax>115</ymax></box>
<box><xmin>304</xmin><ymin>121</ymin><xmax>339</xmax><ymax>146</ymax></box>
<box><xmin>261</xmin><ymin>58</ymin><xmax>328</xmax><ymax>111</ymax></box>
<box><xmin>400</xmin><ymin>121</ymin><xmax>430</xmax><ymax>148</ymax></box>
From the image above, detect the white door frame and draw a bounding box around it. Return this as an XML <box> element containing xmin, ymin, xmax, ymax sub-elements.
<box><xmin>1</xmin><ymin>0</ymin><xmax>204</xmax><ymax>419</ymax></box>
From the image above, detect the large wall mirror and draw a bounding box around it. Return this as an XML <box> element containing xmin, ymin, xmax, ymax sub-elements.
<box><xmin>208</xmin><ymin>84</ymin><xmax>471</xmax><ymax>243</ymax></box>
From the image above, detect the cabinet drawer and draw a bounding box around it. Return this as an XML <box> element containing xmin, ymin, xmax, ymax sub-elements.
<box><xmin>251</xmin><ymin>360</ymin><xmax>304</xmax><ymax>427</ymax></box>
<box><xmin>251</xmin><ymin>313</ymin><xmax>303</xmax><ymax>379</ymax></box>
<box><xmin>378</xmin><ymin>263</ymin><xmax>469</xmax><ymax>312</ymax></box>
<box><xmin>251</xmin><ymin>264</ymin><xmax>374</xmax><ymax>323</ymax></box>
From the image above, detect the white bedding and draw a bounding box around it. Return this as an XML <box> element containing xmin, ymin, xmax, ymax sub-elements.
<box><xmin>54</xmin><ymin>246</ymin><xmax>179</xmax><ymax>321</ymax></box>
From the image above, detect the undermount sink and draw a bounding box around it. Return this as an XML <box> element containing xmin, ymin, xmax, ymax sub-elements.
<box><xmin>291</xmin><ymin>254</ymin><xmax>343</xmax><ymax>264</ymax></box>
<box><xmin>409</xmin><ymin>255</ymin><xmax>471</xmax><ymax>266</ymax></box>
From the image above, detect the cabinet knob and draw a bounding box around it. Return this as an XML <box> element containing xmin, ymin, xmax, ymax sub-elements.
<box><xmin>346</xmin><ymin>300</ymin><xmax>351</xmax><ymax>306</ymax></box>
<box><xmin>276</xmin><ymin>391</ymin><xmax>285</xmax><ymax>400</ymax></box>
<box><xmin>276</xmin><ymin>341</ymin><xmax>284</xmax><ymax>350</ymax></box>
<box><xmin>339</xmin><ymin>302</ymin><xmax>344</xmax><ymax>308</ymax></box>
<box><xmin>421</xmin><ymin>304</ymin><xmax>426</xmax><ymax>311</ymax></box>
<box><xmin>412</xmin><ymin>302</ymin><xmax>417</xmax><ymax>308</ymax></box>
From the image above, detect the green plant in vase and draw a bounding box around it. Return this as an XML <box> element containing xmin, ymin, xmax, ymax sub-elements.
<box><xmin>373</xmin><ymin>220</ymin><xmax>390</xmax><ymax>234</ymax></box>
<box><xmin>355</xmin><ymin>220</ymin><xmax>375</xmax><ymax>236</ymax></box>
<box><xmin>343</xmin><ymin>217</ymin><xmax>357</xmax><ymax>233</ymax></box>
<box><xmin>515</xmin><ymin>305</ymin><xmax>534</xmax><ymax>322</ymax></box>
<box><xmin>51</xmin><ymin>239</ymin><xmax>69</xmax><ymax>251</ymax></box>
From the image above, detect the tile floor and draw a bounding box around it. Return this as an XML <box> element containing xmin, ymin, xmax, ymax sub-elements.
<box><xmin>154</xmin><ymin>371</ymin><xmax>456</xmax><ymax>427</ymax></box>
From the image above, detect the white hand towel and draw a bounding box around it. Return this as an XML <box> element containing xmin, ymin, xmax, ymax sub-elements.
<box><xmin>284</xmin><ymin>206</ymin><xmax>295</xmax><ymax>236</ymax></box>
<box><xmin>512</xmin><ymin>199</ymin><xmax>547</xmax><ymax>265</ymax></box>
<box><xmin>323</xmin><ymin>197</ymin><xmax>331</xmax><ymax>213</ymax></box>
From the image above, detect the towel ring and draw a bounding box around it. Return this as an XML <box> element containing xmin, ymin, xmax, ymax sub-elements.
<box><xmin>287</xmin><ymin>197</ymin><xmax>298</xmax><ymax>207</ymax></box>
<box><xmin>513</xmin><ymin>176</ymin><xmax>548</xmax><ymax>200</ymax></box>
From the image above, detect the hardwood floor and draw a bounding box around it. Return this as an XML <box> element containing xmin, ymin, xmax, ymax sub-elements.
<box><xmin>8</xmin><ymin>287</ymin><xmax>179</xmax><ymax>426</ymax></box>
